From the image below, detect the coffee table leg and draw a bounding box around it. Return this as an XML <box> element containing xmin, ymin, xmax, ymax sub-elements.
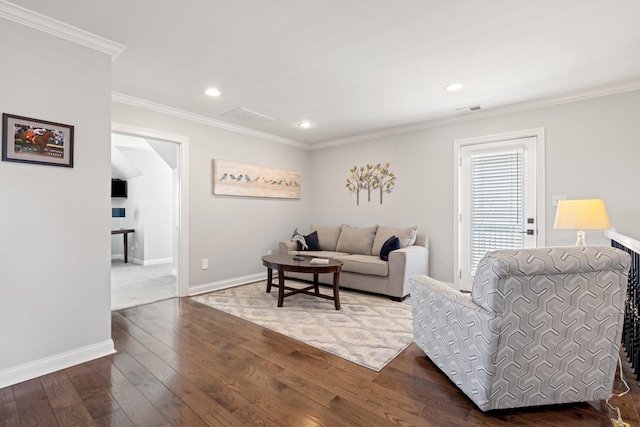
<box><xmin>277</xmin><ymin>266</ymin><xmax>285</xmax><ymax>307</ymax></box>
<box><xmin>266</xmin><ymin>268</ymin><xmax>273</xmax><ymax>293</ymax></box>
<box><xmin>333</xmin><ymin>270</ymin><xmax>341</xmax><ymax>310</ymax></box>
<box><xmin>313</xmin><ymin>273</ymin><xmax>319</xmax><ymax>295</ymax></box>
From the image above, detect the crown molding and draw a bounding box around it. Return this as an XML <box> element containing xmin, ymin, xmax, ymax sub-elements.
<box><xmin>112</xmin><ymin>92</ymin><xmax>310</xmax><ymax>149</ymax></box>
<box><xmin>312</xmin><ymin>79</ymin><xmax>640</xmax><ymax>150</ymax></box>
<box><xmin>0</xmin><ymin>0</ymin><xmax>125</xmax><ymax>59</ymax></box>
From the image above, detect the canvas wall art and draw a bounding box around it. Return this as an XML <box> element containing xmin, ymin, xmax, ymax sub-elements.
<box><xmin>212</xmin><ymin>159</ymin><xmax>301</xmax><ymax>199</ymax></box>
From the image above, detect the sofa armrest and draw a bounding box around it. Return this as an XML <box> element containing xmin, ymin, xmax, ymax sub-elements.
<box><xmin>410</xmin><ymin>274</ymin><xmax>500</xmax><ymax>411</ymax></box>
<box><xmin>387</xmin><ymin>245</ymin><xmax>428</xmax><ymax>298</ymax></box>
<box><xmin>279</xmin><ymin>240</ymin><xmax>297</xmax><ymax>255</ymax></box>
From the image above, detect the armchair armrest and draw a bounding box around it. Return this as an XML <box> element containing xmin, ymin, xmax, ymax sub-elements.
<box><xmin>410</xmin><ymin>274</ymin><xmax>483</xmax><ymax>312</ymax></box>
<box><xmin>410</xmin><ymin>274</ymin><xmax>500</xmax><ymax>411</ymax></box>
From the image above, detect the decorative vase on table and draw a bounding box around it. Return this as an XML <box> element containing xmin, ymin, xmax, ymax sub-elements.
<box><xmin>290</xmin><ymin>228</ymin><xmax>307</xmax><ymax>261</ymax></box>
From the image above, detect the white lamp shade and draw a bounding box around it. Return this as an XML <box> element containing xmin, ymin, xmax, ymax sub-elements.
<box><xmin>554</xmin><ymin>199</ymin><xmax>610</xmax><ymax>230</ymax></box>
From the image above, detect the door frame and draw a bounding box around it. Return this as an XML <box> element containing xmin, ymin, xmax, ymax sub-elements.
<box><xmin>453</xmin><ymin>128</ymin><xmax>546</xmax><ymax>291</ymax></box>
<box><xmin>111</xmin><ymin>122</ymin><xmax>190</xmax><ymax>297</ymax></box>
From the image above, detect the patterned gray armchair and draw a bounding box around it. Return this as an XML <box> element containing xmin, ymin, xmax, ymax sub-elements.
<box><xmin>410</xmin><ymin>246</ymin><xmax>630</xmax><ymax>412</ymax></box>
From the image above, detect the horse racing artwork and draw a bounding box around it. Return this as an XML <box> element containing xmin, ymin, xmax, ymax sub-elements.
<box><xmin>2</xmin><ymin>113</ymin><xmax>74</xmax><ymax>167</ymax></box>
<box><xmin>212</xmin><ymin>159</ymin><xmax>301</xmax><ymax>199</ymax></box>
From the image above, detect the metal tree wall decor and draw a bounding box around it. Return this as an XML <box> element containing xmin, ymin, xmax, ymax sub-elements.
<box><xmin>345</xmin><ymin>162</ymin><xmax>396</xmax><ymax>205</ymax></box>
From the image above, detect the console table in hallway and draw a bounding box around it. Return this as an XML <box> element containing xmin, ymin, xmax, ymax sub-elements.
<box><xmin>111</xmin><ymin>228</ymin><xmax>135</xmax><ymax>263</ymax></box>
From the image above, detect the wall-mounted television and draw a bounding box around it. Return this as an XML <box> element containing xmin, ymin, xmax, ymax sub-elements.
<box><xmin>111</xmin><ymin>179</ymin><xmax>127</xmax><ymax>198</ymax></box>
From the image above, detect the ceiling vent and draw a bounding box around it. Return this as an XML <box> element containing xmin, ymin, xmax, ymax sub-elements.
<box><xmin>455</xmin><ymin>105</ymin><xmax>482</xmax><ymax>113</ymax></box>
<box><xmin>221</xmin><ymin>107</ymin><xmax>275</xmax><ymax>127</ymax></box>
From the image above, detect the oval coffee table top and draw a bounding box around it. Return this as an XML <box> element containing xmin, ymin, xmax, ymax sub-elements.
<box><xmin>261</xmin><ymin>254</ymin><xmax>342</xmax><ymax>271</ymax></box>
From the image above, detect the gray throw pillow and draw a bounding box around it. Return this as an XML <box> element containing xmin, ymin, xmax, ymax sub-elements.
<box><xmin>310</xmin><ymin>224</ymin><xmax>344</xmax><ymax>251</ymax></box>
<box><xmin>335</xmin><ymin>225</ymin><xmax>378</xmax><ymax>255</ymax></box>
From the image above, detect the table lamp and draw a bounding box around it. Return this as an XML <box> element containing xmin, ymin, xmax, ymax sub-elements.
<box><xmin>554</xmin><ymin>199</ymin><xmax>610</xmax><ymax>246</ymax></box>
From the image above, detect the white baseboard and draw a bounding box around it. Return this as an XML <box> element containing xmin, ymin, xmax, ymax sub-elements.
<box><xmin>0</xmin><ymin>340</ymin><xmax>116</xmax><ymax>389</ymax></box>
<box><xmin>111</xmin><ymin>256</ymin><xmax>172</xmax><ymax>266</ymax></box>
<box><xmin>143</xmin><ymin>258</ymin><xmax>172</xmax><ymax>266</ymax></box>
<box><xmin>189</xmin><ymin>272</ymin><xmax>268</xmax><ymax>296</ymax></box>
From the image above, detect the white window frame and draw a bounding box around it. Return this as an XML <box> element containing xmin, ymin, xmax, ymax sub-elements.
<box><xmin>453</xmin><ymin>128</ymin><xmax>546</xmax><ymax>291</ymax></box>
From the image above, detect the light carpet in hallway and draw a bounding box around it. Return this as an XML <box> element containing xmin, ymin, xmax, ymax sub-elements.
<box><xmin>111</xmin><ymin>261</ymin><xmax>177</xmax><ymax>310</ymax></box>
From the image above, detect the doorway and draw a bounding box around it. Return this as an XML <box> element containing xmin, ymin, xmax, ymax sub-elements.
<box><xmin>454</xmin><ymin>129</ymin><xmax>545</xmax><ymax>291</ymax></box>
<box><xmin>110</xmin><ymin>123</ymin><xmax>189</xmax><ymax>308</ymax></box>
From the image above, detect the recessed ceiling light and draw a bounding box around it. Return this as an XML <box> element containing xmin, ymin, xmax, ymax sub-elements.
<box><xmin>205</xmin><ymin>88</ymin><xmax>221</xmax><ymax>97</ymax></box>
<box><xmin>445</xmin><ymin>82</ymin><xmax>464</xmax><ymax>92</ymax></box>
<box><xmin>298</xmin><ymin>121</ymin><xmax>312</xmax><ymax>129</ymax></box>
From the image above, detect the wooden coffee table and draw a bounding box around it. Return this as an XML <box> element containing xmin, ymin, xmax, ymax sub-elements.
<box><xmin>261</xmin><ymin>254</ymin><xmax>343</xmax><ymax>310</ymax></box>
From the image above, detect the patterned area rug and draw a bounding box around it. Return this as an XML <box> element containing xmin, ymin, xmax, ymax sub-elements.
<box><xmin>191</xmin><ymin>281</ymin><xmax>414</xmax><ymax>371</ymax></box>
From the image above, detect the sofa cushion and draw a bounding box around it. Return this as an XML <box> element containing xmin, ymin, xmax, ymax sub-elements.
<box><xmin>310</xmin><ymin>224</ymin><xmax>344</xmax><ymax>251</ymax></box>
<box><xmin>334</xmin><ymin>254</ymin><xmax>389</xmax><ymax>277</ymax></box>
<box><xmin>336</xmin><ymin>225</ymin><xmax>378</xmax><ymax>255</ymax></box>
<box><xmin>372</xmin><ymin>226</ymin><xmax>417</xmax><ymax>256</ymax></box>
<box><xmin>298</xmin><ymin>231</ymin><xmax>321</xmax><ymax>251</ymax></box>
<box><xmin>380</xmin><ymin>236</ymin><xmax>400</xmax><ymax>261</ymax></box>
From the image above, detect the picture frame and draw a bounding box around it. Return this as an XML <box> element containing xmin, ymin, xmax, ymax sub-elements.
<box><xmin>2</xmin><ymin>113</ymin><xmax>74</xmax><ymax>168</ymax></box>
<box><xmin>212</xmin><ymin>159</ymin><xmax>301</xmax><ymax>199</ymax></box>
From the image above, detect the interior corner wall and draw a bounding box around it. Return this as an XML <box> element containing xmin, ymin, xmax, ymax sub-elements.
<box><xmin>0</xmin><ymin>20</ymin><xmax>114</xmax><ymax>385</ymax></box>
<box><xmin>111</xmin><ymin>102</ymin><xmax>312</xmax><ymax>293</ymax></box>
<box><xmin>117</xmin><ymin>146</ymin><xmax>173</xmax><ymax>264</ymax></box>
<box><xmin>309</xmin><ymin>90</ymin><xmax>640</xmax><ymax>282</ymax></box>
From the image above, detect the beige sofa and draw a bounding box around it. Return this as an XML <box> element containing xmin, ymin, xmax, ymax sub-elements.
<box><xmin>279</xmin><ymin>224</ymin><xmax>429</xmax><ymax>300</ymax></box>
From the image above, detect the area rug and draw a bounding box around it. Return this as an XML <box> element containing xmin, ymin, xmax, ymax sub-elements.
<box><xmin>191</xmin><ymin>281</ymin><xmax>414</xmax><ymax>371</ymax></box>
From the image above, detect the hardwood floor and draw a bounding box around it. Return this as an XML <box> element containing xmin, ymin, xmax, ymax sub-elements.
<box><xmin>2</xmin><ymin>296</ymin><xmax>639</xmax><ymax>426</ymax></box>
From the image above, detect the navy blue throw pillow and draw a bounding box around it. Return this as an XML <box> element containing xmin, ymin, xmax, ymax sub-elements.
<box><xmin>298</xmin><ymin>231</ymin><xmax>322</xmax><ymax>251</ymax></box>
<box><xmin>380</xmin><ymin>236</ymin><xmax>400</xmax><ymax>261</ymax></box>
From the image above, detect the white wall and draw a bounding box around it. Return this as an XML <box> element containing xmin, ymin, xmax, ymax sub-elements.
<box><xmin>111</xmin><ymin>102</ymin><xmax>312</xmax><ymax>293</ymax></box>
<box><xmin>309</xmin><ymin>90</ymin><xmax>640</xmax><ymax>282</ymax></box>
<box><xmin>116</xmin><ymin>146</ymin><xmax>173</xmax><ymax>264</ymax></box>
<box><xmin>0</xmin><ymin>20</ymin><xmax>114</xmax><ymax>385</ymax></box>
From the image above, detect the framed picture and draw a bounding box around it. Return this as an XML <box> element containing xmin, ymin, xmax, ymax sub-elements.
<box><xmin>212</xmin><ymin>159</ymin><xmax>301</xmax><ymax>199</ymax></box>
<box><xmin>2</xmin><ymin>113</ymin><xmax>74</xmax><ymax>168</ymax></box>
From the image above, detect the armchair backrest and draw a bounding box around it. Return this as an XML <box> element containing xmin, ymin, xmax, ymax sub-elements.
<box><xmin>470</xmin><ymin>246</ymin><xmax>630</xmax><ymax>408</ymax></box>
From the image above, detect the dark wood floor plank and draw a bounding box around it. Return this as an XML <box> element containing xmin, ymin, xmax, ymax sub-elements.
<box><xmin>63</xmin><ymin>363</ymin><xmax>123</xmax><ymax>422</ymax></box>
<box><xmin>12</xmin><ymin>378</ymin><xmax>59</xmax><ymax>426</ymax></box>
<box><xmin>4</xmin><ymin>295</ymin><xmax>640</xmax><ymax>426</ymax></box>
<box><xmin>39</xmin><ymin>371</ymin><xmax>96</xmax><ymax>426</ymax></box>
<box><xmin>0</xmin><ymin>387</ymin><xmax>20</xmax><ymax>426</ymax></box>
<box><xmin>92</xmin><ymin>408</ymin><xmax>134</xmax><ymax>427</ymax></box>
<box><xmin>84</xmin><ymin>356</ymin><xmax>169</xmax><ymax>427</ymax></box>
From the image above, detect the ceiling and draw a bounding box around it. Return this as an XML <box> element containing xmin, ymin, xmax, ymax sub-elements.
<box><xmin>8</xmin><ymin>0</ymin><xmax>640</xmax><ymax>146</ymax></box>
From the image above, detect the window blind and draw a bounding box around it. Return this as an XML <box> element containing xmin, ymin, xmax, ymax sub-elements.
<box><xmin>470</xmin><ymin>149</ymin><xmax>524</xmax><ymax>275</ymax></box>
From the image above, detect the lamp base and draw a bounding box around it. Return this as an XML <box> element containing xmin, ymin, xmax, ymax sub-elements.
<box><xmin>576</xmin><ymin>230</ymin><xmax>586</xmax><ymax>246</ymax></box>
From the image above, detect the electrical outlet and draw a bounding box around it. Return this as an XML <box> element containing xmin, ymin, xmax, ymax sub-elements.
<box><xmin>202</xmin><ymin>259</ymin><xmax>209</xmax><ymax>270</ymax></box>
<box><xmin>267</xmin><ymin>250</ymin><xmax>272</xmax><ymax>255</ymax></box>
